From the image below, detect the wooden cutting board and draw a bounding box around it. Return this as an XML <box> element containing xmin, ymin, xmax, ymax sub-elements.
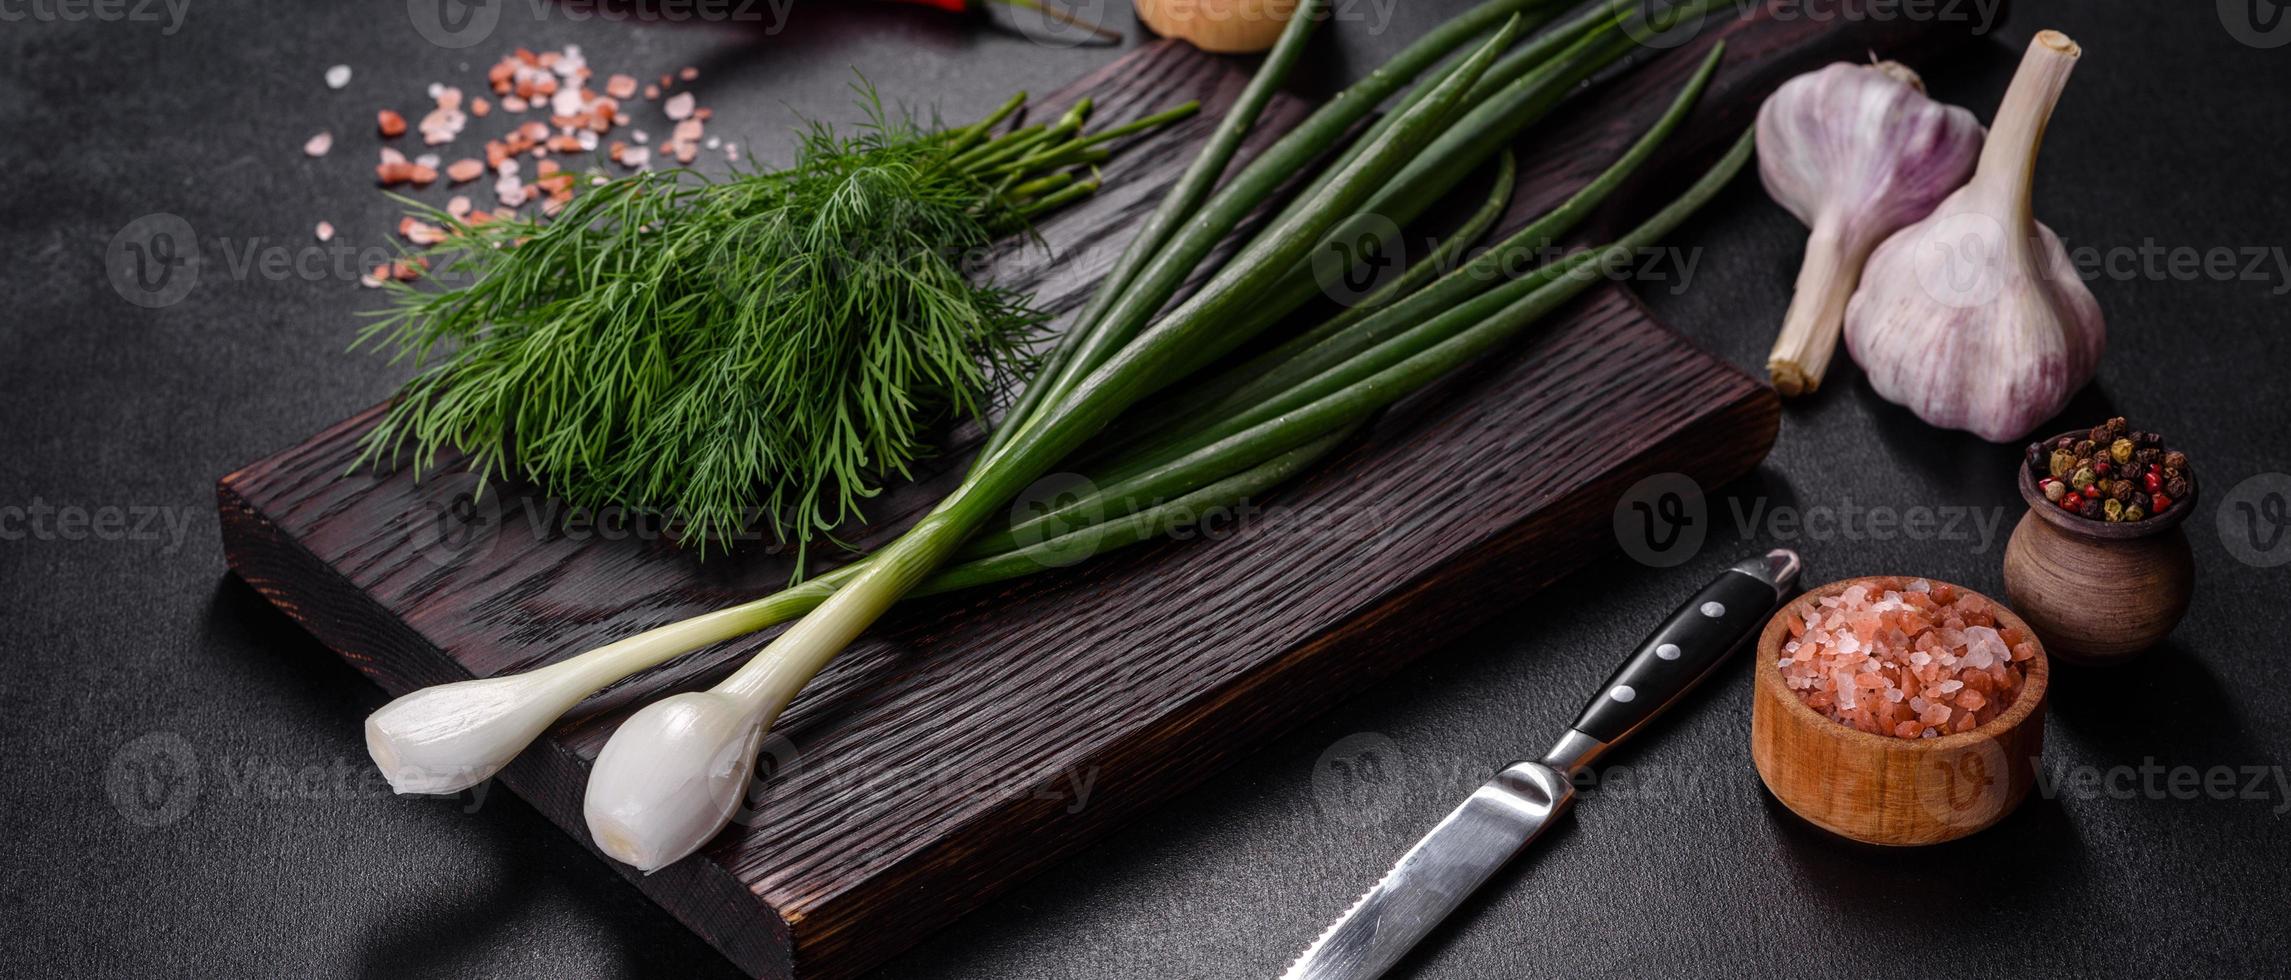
<box><xmin>218</xmin><ymin>10</ymin><xmax>1977</xmax><ymax>978</ymax></box>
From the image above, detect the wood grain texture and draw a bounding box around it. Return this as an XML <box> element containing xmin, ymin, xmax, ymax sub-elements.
<box><xmin>218</xmin><ymin>9</ymin><xmax>1980</xmax><ymax>977</ymax></box>
<box><xmin>1750</xmin><ymin>577</ymin><xmax>2050</xmax><ymax>847</ymax></box>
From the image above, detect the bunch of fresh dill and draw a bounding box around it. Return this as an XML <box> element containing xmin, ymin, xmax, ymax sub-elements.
<box><xmin>357</xmin><ymin>88</ymin><xmax>1189</xmax><ymax>560</ymax></box>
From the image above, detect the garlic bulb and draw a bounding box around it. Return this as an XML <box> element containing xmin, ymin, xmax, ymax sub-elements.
<box><xmin>1756</xmin><ymin>59</ymin><xmax>1982</xmax><ymax>396</ymax></box>
<box><xmin>1845</xmin><ymin>31</ymin><xmax>2103</xmax><ymax>442</ymax></box>
<box><xmin>1135</xmin><ymin>0</ymin><xmax>1298</xmax><ymax>53</ymax></box>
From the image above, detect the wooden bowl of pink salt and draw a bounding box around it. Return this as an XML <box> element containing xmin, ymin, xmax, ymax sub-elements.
<box><xmin>1750</xmin><ymin>576</ymin><xmax>2049</xmax><ymax>846</ymax></box>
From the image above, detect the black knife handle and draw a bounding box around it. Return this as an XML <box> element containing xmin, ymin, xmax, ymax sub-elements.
<box><xmin>1566</xmin><ymin>550</ymin><xmax>1800</xmax><ymax>748</ymax></box>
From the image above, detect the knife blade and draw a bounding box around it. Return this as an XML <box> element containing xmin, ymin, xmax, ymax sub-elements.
<box><xmin>1281</xmin><ymin>549</ymin><xmax>1802</xmax><ymax>980</ymax></box>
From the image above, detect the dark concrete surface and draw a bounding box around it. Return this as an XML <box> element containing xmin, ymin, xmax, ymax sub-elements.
<box><xmin>3</xmin><ymin>1</ymin><xmax>2287</xmax><ymax>977</ymax></box>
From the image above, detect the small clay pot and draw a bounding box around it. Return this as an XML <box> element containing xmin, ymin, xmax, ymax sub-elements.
<box><xmin>2002</xmin><ymin>430</ymin><xmax>2197</xmax><ymax>665</ymax></box>
<box><xmin>1751</xmin><ymin>577</ymin><xmax>2049</xmax><ymax>846</ymax></box>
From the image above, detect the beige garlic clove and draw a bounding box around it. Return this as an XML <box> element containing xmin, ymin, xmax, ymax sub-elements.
<box><xmin>1134</xmin><ymin>0</ymin><xmax>1299</xmax><ymax>53</ymax></box>
<box><xmin>1844</xmin><ymin>31</ymin><xmax>2104</xmax><ymax>443</ymax></box>
<box><xmin>1756</xmin><ymin>59</ymin><xmax>1983</xmax><ymax>396</ymax></box>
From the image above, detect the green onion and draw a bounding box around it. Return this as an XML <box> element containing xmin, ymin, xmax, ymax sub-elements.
<box><xmin>362</xmin><ymin>1</ymin><xmax>1751</xmax><ymax>876</ymax></box>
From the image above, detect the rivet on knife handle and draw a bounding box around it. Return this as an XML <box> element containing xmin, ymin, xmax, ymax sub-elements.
<box><xmin>1542</xmin><ymin>548</ymin><xmax>1801</xmax><ymax>777</ymax></box>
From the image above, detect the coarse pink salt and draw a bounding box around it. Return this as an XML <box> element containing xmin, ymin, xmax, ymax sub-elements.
<box><xmin>1778</xmin><ymin>580</ymin><xmax>2035</xmax><ymax>740</ymax></box>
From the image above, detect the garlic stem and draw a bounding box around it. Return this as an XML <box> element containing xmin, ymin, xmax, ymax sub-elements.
<box><xmin>1840</xmin><ymin>30</ymin><xmax>2101</xmax><ymax>442</ymax></box>
<box><xmin>1753</xmin><ymin>59</ymin><xmax>1981</xmax><ymax>397</ymax></box>
<box><xmin>1768</xmin><ymin>219</ymin><xmax>1859</xmax><ymax>396</ymax></box>
<box><xmin>1975</xmin><ymin>30</ymin><xmax>2081</xmax><ymax>234</ymax></box>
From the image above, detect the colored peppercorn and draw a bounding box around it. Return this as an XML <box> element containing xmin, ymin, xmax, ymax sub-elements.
<box><xmin>2028</xmin><ymin>419</ymin><xmax>2192</xmax><ymax>524</ymax></box>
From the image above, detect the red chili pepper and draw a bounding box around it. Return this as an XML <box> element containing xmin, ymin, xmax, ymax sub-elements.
<box><xmin>2151</xmin><ymin>493</ymin><xmax>2172</xmax><ymax>512</ymax></box>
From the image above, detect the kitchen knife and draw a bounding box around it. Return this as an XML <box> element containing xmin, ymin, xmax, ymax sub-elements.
<box><xmin>1280</xmin><ymin>549</ymin><xmax>1802</xmax><ymax>980</ymax></box>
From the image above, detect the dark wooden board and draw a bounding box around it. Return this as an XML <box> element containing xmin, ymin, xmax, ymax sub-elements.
<box><xmin>218</xmin><ymin>10</ymin><xmax>1980</xmax><ymax>978</ymax></box>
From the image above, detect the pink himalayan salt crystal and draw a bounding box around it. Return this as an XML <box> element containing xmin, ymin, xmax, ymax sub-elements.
<box><xmin>1780</xmin><ymin>580</ymin><xmax>2034</xmax><ymax>740</ymax></box>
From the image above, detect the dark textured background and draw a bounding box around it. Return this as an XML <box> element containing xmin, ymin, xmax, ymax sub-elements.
<box><xmin>4</xmin><ymin>1</ymin><xmax>2289</xmax><ymax>977</ymax></box>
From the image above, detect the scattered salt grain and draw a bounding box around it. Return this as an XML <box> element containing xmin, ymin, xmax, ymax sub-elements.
<box><xmin>314</xmin><ymin>221</ymin><xmax>335</xmax><ymax>242</ymax></box>
<box><xmin>664</xmin><ymin>92</ymin><xmax>695</xmax><ymax>121</ymax></box>
<box><xmin>325</xmin><ymin>65</ymin><xmax>352</xmax><ymax>90</ymax></box>
<box><xmin>304</xmin><ymin>132</ymin><xmax>333</xmax><ymax>157</ymax></box>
